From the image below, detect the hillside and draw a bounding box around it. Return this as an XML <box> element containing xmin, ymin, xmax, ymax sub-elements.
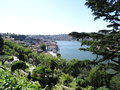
<box><xmin>0</xmin><ymin>34</ymin><xmax>120</xmax><ymax>90</ymax></box>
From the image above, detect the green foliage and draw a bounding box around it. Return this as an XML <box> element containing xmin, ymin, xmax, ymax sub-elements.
<box><xmin>11</xmin><ymin>60</ymin><xmax>28</xmax><ymax>72</ymax></box>
<box><xmin>0</xmin><ymin>36</ymin><xmax>4</xmax><ymax>53</ymax></box>
<box><xmin>57</xmin><ymin>53</ymin><xmax>61</xmax><ymax>57</ymax></box>
<box><xmin>70</xmin><ymin>31</ymin><xmax>120</xmax><ymax>66</ymax></box>
<box><xmin>59</xmin><ymin>73</ymin><xmax>73</xmax><ymax>87</ymax></box>
<box><xmin>18</xmin><ymin>53</ymin><xmax>28</xmax><ymax>61</ymax></box>
<box><xmin>69</xmin><ymin>32</ymin><xmax>81</xmax><ymax>39</ymax></box>
<box><xmin>33</xmin><ymin>65</ymin><xmax>52</xmax><ymax>76</ymax></box>
<box><xmin>76</xmin><ymin>78</ymin><xmax>89</xmax><ymax>88</ymax></box>
<box><xmin>98</xmin><ymin>30</ymin><xmax>111</xmax><ymax>35</ymax></box>
<box><xmin>8</xmin><ymin>56</ymin><xmax>13</xmax><ymax>61</ymax></box>
<box><xmin>40</xmin><ymin>43</ymin><xmax>46</xmax><ymax>51</ymax></box>
<box><xmin>67</xmin><ymin>59</ymin><xmax>82</xmax><ymax>77</ymax></box>
<box><xmin>69</xmin><ymin>32</ymin><xmax>89</xmax><ymax>40</ymax></box>
<box><xmin>87</xmin><ymin>67</ymin><xmax>108</xmax><ymax>88</ymax></box>
<box><xmin>85</xmin><ymin>0</ymin><xmax>120</xmax><ymax>30</ymax></box>
<box><xmin>1</xmin><ymin>0</ymin><xmax>119</xmax><ymax>89</ymax></box>
<box><xmin>0</xmin><ymin>55</ymin><xmax>9</xmax><ymax>65</ymax></box>
<box><xmin>0</xmin><ymin>55</ymin><xmax>13</xmax><ymax>66</ymax></box>
<box><xmin>110</xmin><ymin>73</ymin><xmax>120</xmax><ymax>90</ymax></box>
<box><xmin>62</xmin><ymin>59</ymin><xmax>91</xmax><ymax>77</ymax></box>
<box><xmin>96</xmin><ymin>86</ymin><xmax>109</xmax><ymax>90</ymax></box>
<box><xmin>57</xmin><ymin>59</ymin><xmax>65</xmax><ymax>68</ymax></box>
<box><xmin>69</xmin><ymin>0</ymin><xmax>120</xmax><ymax>67</ymax></box>
<box><xmin>0</xmin><ymin>68</ymin><xmax>41</xmax><ymax>90</ymax></box>
<box><xmin>4</xmin><ymin>40</ymin><xmax>41</xmax><ymax>65</ymax></box>
<box><xmin>4</xmin><ymin>40</ymin><xmax>32</xmax><ymax>57</ymax></box>
<box><xmin>32</xmin><ymin>65</ymin><xmax>58</xmax><ymax>89</ymax></box>
<box><xmin>81</xmin><ymin>40</ymin><xmax>99</xmax><ymax>46</ymax></box>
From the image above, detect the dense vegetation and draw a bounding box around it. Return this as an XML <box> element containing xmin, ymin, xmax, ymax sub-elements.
<box><xmin>2</xmin><ymin>33</ymin><xmax>120</xmax><ymax>90</ymax></box>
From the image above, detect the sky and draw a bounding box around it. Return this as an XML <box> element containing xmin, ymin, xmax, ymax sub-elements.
<box><xmin>0</xmin><ymin>0</ymin><xmax>110</xmax><ymax>35</ymax></box>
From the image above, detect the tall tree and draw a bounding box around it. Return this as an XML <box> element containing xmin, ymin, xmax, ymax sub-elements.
<box><xmin>69</xmin><ymin>0</ymin><xmax>120</xmax><ymax>70</ymax></box>
<box><xmin>85</xmin><ymin>0</ymin><xmax>120</xmax><ymax>31</ymax></box>
<box><xmin>40</xmin><ymin>43</ymin><xmax>46</xmax><ymax>51</ymax></box>
<box><xmin>0</xmin><ymin>35</ymin><xmax>4</xmax><ymax>54</ymax></box>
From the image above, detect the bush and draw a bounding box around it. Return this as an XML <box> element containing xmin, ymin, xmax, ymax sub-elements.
<box><xmin>40</xmin><ymin>43</ymin><xmax>46</xmax><ymax>51</ymax></box>
<box><xmin>76</xmin><ymin>78</ymin><xmax>89</xmax><ymax>88</ymax></box>
<box><xmin>59</xmin><ymin>73</ymin><xmax>73</xmax><ymax>87</ymax></box>
<box><xmin>8</xmin><ymin>56</ymin><xmax>14</xmax><ymax>61</ymax></box>
<box><xmin>11</xmin><ymin>60</ymin><xmax>28</xmax><ymax>72</ymax></box>
<box><xmin>33</xmin><ymin>65</ymin><xmax>52</xmax><ymax>77</ymax></box>
<box><xmin>110</xmin><ymin>74</ymin><xmax>120</xmax><ymax>90</ymax></box>
<box><xmin>87</xmin><ymin>67</ymin><xmax>108</xmax><ymax>88</ymax></box>
<box><xmin>0</xmin><ymin>55</ymin><xmax>9</xmax><ymax>65</ymax></box>
<box><xmin>0</xmin><ymin>68</ymin><xmax>41</xmax><ymax>90</ymax></box>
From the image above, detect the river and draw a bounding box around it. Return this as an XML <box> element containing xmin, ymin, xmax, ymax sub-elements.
<box><xmin>57</xmin><ymin>41</ymin><xmax>101</xmax><ymax>60</ymax></box>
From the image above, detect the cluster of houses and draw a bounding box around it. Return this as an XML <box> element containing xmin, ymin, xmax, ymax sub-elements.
<box><xmin>45</xmin><ymin>41</ymin><xmax>58</xmax><ymax>53</ymax></box>
<box><xmin>31</xmin><ymin>40</ymin><xmax>58</xmax><ymax>57</ymax></box>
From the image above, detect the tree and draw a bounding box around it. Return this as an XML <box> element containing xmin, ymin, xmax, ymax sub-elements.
<box><xmin>11</xmin><ymin>60</ymin><xmax>28</xmax><ymax>73</ymax></box>
<box><xmin>85</xmin><ymin>0</ymin><xmax>120</xmax><ymax>31</ymax></box>
<box><xmin>76</xmin><ymin>78</ymin><xmax>89</xmax><ymax>88</ymax></box>
<box><xmin>32</xmin><ymin>65</ymin><xmax>53</xmax><ymax>88</ymax></box>
<box><xmin>110</xmin><ymin>73</ymin><xmax>120</xmax><ymax>90</ymax></box>
<box><xmin>59</xmin><ymin>73</ymin><xmax>73</xmax><ymax>87</ymax></box>
<box><xmin>62</xmin><ymin>59</ymin><xmax>92</xmax><ymax>77</ymax></box>
<box><xmin>0</xmin><ymin>55</ymin><xmax>9</xmax><ymax>65</ymax></box>
<box><xmin>98</xmin><ymin>30</ymin><xmax>111</xmax><ymax>35</ymax></box>
<box><xmin>0</xmin><ymin>68</ymin><xmax>41</xmax><ymax>90</ymax></box>
<box><xmin>40</xmin><ymin>43</ymin><xmax>46</xmax><ymax>51</ymax></box>
<box><xmin>18</xmin><ymin>53</ymin><xmax>28</xmax><ymax>61</ymax></box>
<box><xmin>32</xmin><ymin>65</ymin><xmax>52</xmax><ymax>79</ymax></box>
<box><xmin>69</xmin><ymin>2</ymin><xmax>120</xmax><ymax>88</ymax></box>
<box><xmin>69</xmin><ymin>0</ymin><xmax>120</xmax><ymax>67</ymax></box>
<box><xmin>96</xmin><ymin>86</ymin><xmax>109</xmax><ymax>90</ymax></box>
<box><xmin>87</xmin><ymin>67</ymin><xmax>108</xmax><ymax>88</ymax></box>
<box><xmin>69</xmin><ymin>32</ymin><xmax>89</xmax><ymax>40</ymax></box>
<box><xmin>0</xmin><ymin>35</ymin><xmax>4</xmax><ymax>54</ymax></box>
<box><xmin>64</xmin><ymin>59</ymin><xmax>82</xmax><ymax>77</ymax></box>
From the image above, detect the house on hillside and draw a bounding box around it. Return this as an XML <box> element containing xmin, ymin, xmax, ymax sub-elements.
<box><xmin>47</xmin><ymin>45</ymin><xmax>57</xmax><ymax>53</ymax></box>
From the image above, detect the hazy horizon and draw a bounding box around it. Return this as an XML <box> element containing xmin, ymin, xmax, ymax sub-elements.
<box><xmin>0</xmin><ymin>32</ymin><xmax>70</xmax><ymax>35</ymax></box>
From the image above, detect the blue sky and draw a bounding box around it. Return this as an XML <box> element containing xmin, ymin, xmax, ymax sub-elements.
<box><xmin>0</xmin><ymin>0</ymin><xmax>110</xmax><ymax>35</ymax></box>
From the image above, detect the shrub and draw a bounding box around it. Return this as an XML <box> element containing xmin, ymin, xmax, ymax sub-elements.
<box><xmin>87</xmin><ymin>67</ymin><xmax>108</xmax><ymax>88</ymax></box>
<box><xmin>0</xmin><ymin>68</ymin><xmax>41</xmax><ymax>90</ymax></box>
<box><xmin>33</xmin><ymin>65</ymin><xmax>52</xmax><ymax>77</ymax></box>
<box><xmin>59</xmin><ymin>73</ymin><xmax>73</xmax><ymax>87</ymax></box>
<box><xmin>110</xmin><ymin>74</ymin><xmax>120</xmax><ymax>90</ymax></box>
<box><xmin>11</xmin><ymin>60</ymin><xmax>28</xmax><ymax>72</ymax></box>
<box><xmin>76</xmin><ymin>78</ymin><xmax>89</xmax><ymax>88</ymax></box>
<box><xmin>8</xmin><ymin>56</ymin><xmax>14</xmax><ymax>61</ymax></box>
<box><xmin>32</xmin><ymin>65</ymin><xmax>53</xmax><ymax>88</ymax></box>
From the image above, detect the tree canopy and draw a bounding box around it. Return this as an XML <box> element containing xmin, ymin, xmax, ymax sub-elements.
<box><xmin>11</xmin><ymin>60</ymin><xmax>28</xmax><ymax>72</ymax></box>
<box><xmin>40</xmin><ymin>43</ymin><xmax>46</xmax><ymax>51</ymax></box>
<box><xmin>85</xmin><ymin>0</ymin><xmax>120</xmax><ymax>31</ymax></box>
<box><xmin>0</xmin><ymin>35</ymin><xmax>4</xmax><ymax>54</ymax></box>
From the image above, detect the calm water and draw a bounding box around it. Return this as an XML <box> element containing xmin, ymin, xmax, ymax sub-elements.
<box><xmin>57</xmin><ymin>41</ymin><xmax>101</xmax><ymax>60</ymax></box>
